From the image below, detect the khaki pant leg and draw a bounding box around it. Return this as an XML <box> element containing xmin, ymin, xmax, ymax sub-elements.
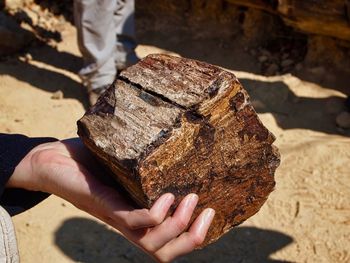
<box><xmin>74</xmin><ymin>0</ymin><xmax>118</xmax><ymax>91</ymax></box>
<box><xmin>0</xmin><ymin>206</ymin><xmax>19</xmax><ymax>263</ymax></box>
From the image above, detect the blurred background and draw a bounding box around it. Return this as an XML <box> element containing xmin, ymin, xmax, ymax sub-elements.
<box><xmin>0</xmin><ymin>0</ymin><xmax>349</xmax><ymax>262</ymax></box>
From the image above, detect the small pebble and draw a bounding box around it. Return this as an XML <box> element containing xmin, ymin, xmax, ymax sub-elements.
<box><xmin>336</xmin><ymin>111</ymin><xmax>350</xmax><ymax>129</ymax></box>
<box><xmin>51</xmin><ymin>90</ymin><xmax>64</xmax><ymax>100</ymax></box>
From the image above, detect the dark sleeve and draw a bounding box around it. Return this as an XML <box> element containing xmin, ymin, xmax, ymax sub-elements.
<box><xmin>0</xmin><ymin>133</ymin><xmax>58</xmax><ymax>216</ymax></box>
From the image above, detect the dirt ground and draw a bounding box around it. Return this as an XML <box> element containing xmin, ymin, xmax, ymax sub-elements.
<box><xmin>1</xmin><ymin>18</ymin><xmax>350</xmax><ymax>263</ymax></box>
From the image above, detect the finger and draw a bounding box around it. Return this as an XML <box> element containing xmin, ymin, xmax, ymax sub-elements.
<box><xmin>137</xmin><ymin>193</ymin><xmax>198</xmax><ymax>252</ymax></box>
<box><xmin>155</xmin><ymin>208</ymin><xmax>215</xmax><ymax>262</ymax></box>
<box><xmin>115</xmin><ymin>193</ymin><xmax>175</xmax><ymax>230</ymax></box>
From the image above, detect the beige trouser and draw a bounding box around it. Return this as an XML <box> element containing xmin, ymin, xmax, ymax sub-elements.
<box><xmin>74</xmin><ymin>0</ymin><xmax>137</xmax><ymax>91</ymax></box>
<box><xmin>0</xmin><ymin>206</ymin><xmax>19</xmax><ymax>263</ymax></box>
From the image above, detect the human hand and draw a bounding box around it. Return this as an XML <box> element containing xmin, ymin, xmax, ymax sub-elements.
<box><xmin>7</xmin><ymin>138</ymin><xmax>215</xmax><ymax>262</ymax></box>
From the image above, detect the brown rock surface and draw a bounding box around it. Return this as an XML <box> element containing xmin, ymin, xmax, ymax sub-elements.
<box><xmin>226</xmin><ymin>0</ymin><xmax>350</xmax><ymax>41</ymax></box>
<box><xmin>77</xmin><ymin>54</ymin><xmax>280</xmax><ymax>246</ymax></box>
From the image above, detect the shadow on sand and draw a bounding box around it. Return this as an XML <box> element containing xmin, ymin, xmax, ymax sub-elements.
<box><xmin>0</xmin><ymin>46</ymin><xmax>88</xmax><ymax>109</ymax></box>
<box><xmin>55</xmin><ymin>217</ymin><xmax>293</xmax><ymax>263</ymax></box>
<box><xmin>240</xmin><ymin>78</ymin><xmax>350</xmax><ymax>137</ymax></box>
<box><xmin>0</xmin><ymin>6</ymin><xmax>88</xmax><ymax>108</ymax></box>
<box><xmin>1</xmin><ymin>4</ymin><xmax>349</xmax><ymax>133</ymax></box>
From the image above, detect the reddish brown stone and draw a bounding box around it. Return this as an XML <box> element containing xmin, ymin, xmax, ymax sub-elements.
<box><xmin>77</xmin><ymin>54</ymin><xmax>280</xmax><ymax>247</ymax></box>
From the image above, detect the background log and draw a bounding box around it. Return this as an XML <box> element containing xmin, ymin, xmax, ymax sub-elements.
<box><xmin>77</xmin><ymin>54</ymin><xmax>280</xmax><ymax>246</ymax></box>
<box><xmin>226</xmin><ymin>0</ymin><xmax>350</xmax><ymax>41</ymax></box>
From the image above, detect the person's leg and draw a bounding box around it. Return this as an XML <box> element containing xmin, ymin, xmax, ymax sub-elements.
<box><xmin>0</xmin><ymin>206</ymin><xmax>19</xmax><ymax>262</ymax></box>
<box><xmin>74</xmin><ymin>0</ymin><xmax>117</xmax><ymax>95</ymax></box>
<box><xmin>114</xmin><ymin>0</ymin><xmax>139</xmax><ymax>70</ymax></box>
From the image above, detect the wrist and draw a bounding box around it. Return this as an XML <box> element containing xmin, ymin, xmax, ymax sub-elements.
<box><xmin>6</xmin><ymin>150</ymin><xmax>38</xmax><ymax>191</ymax></box>
<box><xmin>1</xmin><ymin>134</ymin><xmax>58</xmax><ymax>192</ymax></box>
<box><xmin>6</xmin><ymin>143</ymin><xmax>53</xmax><ymax>193</ymax></box>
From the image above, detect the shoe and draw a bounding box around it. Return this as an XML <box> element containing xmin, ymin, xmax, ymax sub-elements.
<box><xmin>115</xmin><ymin>42</ymin><xmax>140</xmax><ymax>71</ymax></box>
<box><xmin>88</xmin><ymin>85</ymin><xmax>109</xmax><ymax>106</ymax></box>
<box><xmin>116</xmin><ymin>51</ymin><xmax>140</xmax><ymax>71</ymax></box>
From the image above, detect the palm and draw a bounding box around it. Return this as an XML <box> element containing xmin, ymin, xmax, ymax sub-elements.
<box><xmin>13</xmin><ymin>138</ymin><xmax>214</xmax><ymax>262</ymax></box>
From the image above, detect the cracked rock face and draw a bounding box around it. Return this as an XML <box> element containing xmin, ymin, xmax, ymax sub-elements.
<box><xmin>77</xmin><ymin>54</ymin><xmax>280</xmax><ymax>246</ymax></box>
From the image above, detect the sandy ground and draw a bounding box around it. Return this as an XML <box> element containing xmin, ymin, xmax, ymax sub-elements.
<box><xmin>0</xmin><ymin>23</ymin><xmax>350</xmax><ymax>263</ymax></box>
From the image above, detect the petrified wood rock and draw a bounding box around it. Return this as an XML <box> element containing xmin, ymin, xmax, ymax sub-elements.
<box><xmin>77</xmin><ymin>54</ymin><xmax>280</xmax><ymax>246</ymax></box>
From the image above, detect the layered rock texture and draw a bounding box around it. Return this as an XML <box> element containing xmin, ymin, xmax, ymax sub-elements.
<box><xmin>78</xmin><ymin>54</ymin><xmax>280</xmax><ymax>246</ymax></box>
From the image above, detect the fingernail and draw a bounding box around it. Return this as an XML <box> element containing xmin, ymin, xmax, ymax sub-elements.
<box><xmin>197</xmin><ymin>208</ymin><xmax>215</xmax><ymax>235</ymax></box>
<box><xmin>186</xmin><ymin>194</ymin><xmax>198</xmax><ymax>207</ymax></box>
<box><xmin>203</xmin><ymin>208</ymin><xmax>215</xmax><ymax>224</ymax></box>
<box><xmin>163</xmin><ymin>193</ymin><xmax>174</xmax><ymax>205</ymax></box>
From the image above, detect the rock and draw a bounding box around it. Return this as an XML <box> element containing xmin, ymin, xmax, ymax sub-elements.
<box><xmin>305</xmin><ymin>36</ymin><xmax>350</xmax><ymax>72</ymax></box>
<box><xmin>78</xmin><ymin>54</ymin><xmax>280</xmax><ymax>247</ymax></box>
<box><xmin>242</xmin><ymin>8</ymin><xmax>280</xmax><ymax>46</ymax></box>
<box><xmin>336</xmin><ymin>111</ymin><xmax>350</xmax><ymax>129</ymax></box>
<box><xmin>227</xmin><ymin>0</ymin><xmax>350</xmax><ymax>41</ymax></box>
<box><xmin>278</xmin><ymin>1</ymin><xmax>350</xmax><ymax>42</ymax></box>
<box><xmin>265</xmin><ymin>63</ymin><xmax>279</xmax><ymax>76</ymax></box>
<box><xmin>51</xmin><ymin>90</ymin><xmax>64</xmax><ymax>100</ymax></box>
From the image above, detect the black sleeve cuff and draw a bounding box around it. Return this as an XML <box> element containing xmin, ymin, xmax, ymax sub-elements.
<box><xmin>0</xmin><ymin>133</ymin><xmax>58</xmax><ymax>215</ymax></box>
